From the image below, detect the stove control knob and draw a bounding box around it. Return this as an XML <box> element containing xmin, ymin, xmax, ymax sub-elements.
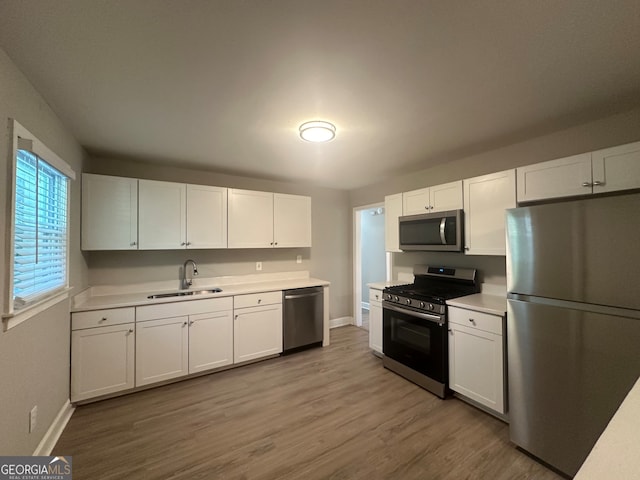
<box><xmin>429</xmin><ymin>303</ymin><xmax>434</xmax><ymax>311</ymax></box>
<box><xmin>394</xmin><ymin>296</ymin><xmax>399</xmax><ymax>302</ymax></box>
<box><xmin>406</xmin><ymin>299</ymin><xmax>411</xmax><ymax>305</ymax></box>
<box><xmin>420</xmin><ymin>302</ymin><xmax>425</xmax><ymax>308</ymax></box>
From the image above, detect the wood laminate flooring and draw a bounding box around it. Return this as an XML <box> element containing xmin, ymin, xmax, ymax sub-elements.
<box><xmin>55</xmin><ymin>326</ymin><xmax>562</xmax><ymax>480</ymax></box>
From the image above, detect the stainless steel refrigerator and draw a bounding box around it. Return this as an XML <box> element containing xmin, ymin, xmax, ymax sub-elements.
<box><xmin>506</xmin><ymin>193</ymin><xmax>640</xmax><ymax>477</ymax></box>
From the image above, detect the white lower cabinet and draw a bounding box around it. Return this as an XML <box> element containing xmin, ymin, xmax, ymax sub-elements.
<box><xmin>136</xmin><ymin>316</ymin><xmax>189</xmax><ymax>387</ymax></box>
<box><xmin>71</xmin><ymin>322</ymin><xmax>135</xmax><ymax>402</ymax></box>
<box><xmin>234</xmin><ymin>292</ymin><xmax>283</xmax><ymax>363</ymax></box>
<box><xmin>448</xmin><ymin>306</ymin><xmax>505</xmax><ymax>414</ymax></box>
<box><xmin>369</xmin><ymin>288</ymin><xmax>383</xmax><ymax>355</ymax></box>
<box><xmin>135</xmin><ymin>297</ymin><xmax>234</xmax><ymax>387</ymax></box>
<box><xmin>188</xmin><ymin>310</ymin><xmax>234</xmax><ymax>373</ymax></box>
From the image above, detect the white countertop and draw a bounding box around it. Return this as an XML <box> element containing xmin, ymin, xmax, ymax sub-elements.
<box><xmin>446</xmin><ymin>293</ymin><xmax>507</xmax><ymax>316</ymax></box>
<box><xmin>575</xmin><ymin>376</ymin><xmax>640</xmax><ymax>479</ymax></box>
<box><xmin>72</xmin><ymin>272</ymin><xmax>329</xmax><ymax>312</ymax></box>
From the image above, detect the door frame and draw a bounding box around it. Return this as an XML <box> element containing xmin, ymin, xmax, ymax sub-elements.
<box><xmin>353</xmin><ymin>202</ymin><xmax>386</xmax><ymax>327</ymax></box>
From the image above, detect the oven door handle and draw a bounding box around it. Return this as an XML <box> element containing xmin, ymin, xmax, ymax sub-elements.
<box><xmin>383</xmin><ymin>302</ymin><xmax>444</xmax><ymax>325</ymax></box>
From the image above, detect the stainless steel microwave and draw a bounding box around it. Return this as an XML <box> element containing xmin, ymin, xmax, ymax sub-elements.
<box><xmin>399</xmin><ymin>209</ymin><xmax>463</xmax><ymax>251</ymax></box>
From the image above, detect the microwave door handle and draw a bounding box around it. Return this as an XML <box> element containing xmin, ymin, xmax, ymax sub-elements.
<box><xmin>439</xmin><ymin>217</ymin><xmax>447</xmax><ymax>244</ymax></box>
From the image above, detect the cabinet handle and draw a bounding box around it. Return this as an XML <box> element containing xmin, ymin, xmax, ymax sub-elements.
<box><xmin>186</xmin><ymin>241</ymin><xmax>191</xmax><ymax>246</ymax></box>
<box><xmin>258</xmin><ymin>299</ymin><xmax>262</xmax><ymax>304</ymax></box>
<box><xmin>235</xmin><ymin>315</ymin><xmax>238</xmax><ymax>320</ymax></box>
<box><xmin>270</xmin><ymin>242</ymin><xmax>274</xmax><ymax>245</ymax></box>
<box><xmin>469</xmin><ymin>318</ymin><xmax>476</xmax><ymax>325</ymax></box>
<box><xmin>424</xmin><ymin>205</ymin><xmax>429</xmax><ymax>210</ymax></box>
<box><xmin>375</xmin><ymin>295</ymin><xmax>379</xmax><ymax>300</ymax></box>
<box><xmin>274</xmin><ymin>242</ymin><xmax>278</xmax><ymax>246</ymax></box>
<box><xmin>100</xmin><ymin>317</ymin><xmax>107</xmax><ymax>322</ymax></box>
<box><xmin>593</xmin><ymin>180</ymin><xmax>604</xmax><ymax>186</ymax></box>
<box><xmin>464</xmin><ymin>246</ymin><xmax>470</xmax><ymax>251</ymax></box>
<box><xmin>430</xmin><ymin>206</ymin><xmax>434</xmax><ymax>210</ymax></box>
<box><xmin>188</xmin><ymin>320</ymin><xmax>194</xmax><ymax>326</ymax></box>
<box><xmin>130</xmin><ymin>241</ymin><xmax>137</xmax><ymax>246</ymax></box>
<box><xmin>128</xmin><ymin>329</ymin><xmax>134</xmax><ymax>334</ymax></box>
<box><xmin>448</xmin><ymin>328</ymin><xmax>453</xmax><ymax>333</ymax></box>
<box><xmin>582</xmin><ymin>181</ymin><xmax>593</xmax><ymax>187</ymax></box>
<box><xmin>181</xmin><ymin>242</ymin><xmax>186</xmax><ymax>246</ymax></box>
<box><xmin>183</xmin><ymin>321</ymin><xmax>188</xmax><ymax>326</ymax></box>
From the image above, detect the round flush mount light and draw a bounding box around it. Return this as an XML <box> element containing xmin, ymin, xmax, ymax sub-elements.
<box><xmin>299</xmin><ymin>121</ymin><xmax>336</xmax><ymax>142</ymax></box>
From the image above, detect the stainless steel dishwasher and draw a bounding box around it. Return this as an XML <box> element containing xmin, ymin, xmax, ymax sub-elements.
<box><xmin>283</xmin><ymin>286</ymin><xmax>324</xmax><ymax>353</ymax></box>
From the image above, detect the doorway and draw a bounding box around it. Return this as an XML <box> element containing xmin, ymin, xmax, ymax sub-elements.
<box><xmin>353</xmin><ymin>203</ymin><xmax>387</xmax><ymax>328</ymax></box>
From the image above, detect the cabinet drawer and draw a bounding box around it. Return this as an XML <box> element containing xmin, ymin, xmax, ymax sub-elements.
<box><xmin>234</xmin><ymin>291</ymin><xmax>282</xmax><ymax>309</ymax></box>
<box><xmin>448</xmin><ymin>306</ymin><xmax>503</xmax><ymax>336</ymax></box>
<box><xmin>72</xmin><ymin>307</ymin><xmax>135</xmax><ymax>330</ymax></box>
<box><xmin>137</xmin><ymin>296</ymin><xmax>233</xmax><ymax>322</ymax></box>
<box><xmin>369</xmin><ymin>289</ymin><xmax>383</xmax><ymax>305</ymax></box>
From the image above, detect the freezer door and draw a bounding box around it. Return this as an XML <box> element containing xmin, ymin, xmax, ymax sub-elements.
<box><xmin>506</xmin><ymin>193</ymin><xmax>640</xmax><ymax>310</ymax></box>
<box><xmin>507</xmin><ymin>298</ymin><xmax>640</xmax><ymax>477</ymax></box>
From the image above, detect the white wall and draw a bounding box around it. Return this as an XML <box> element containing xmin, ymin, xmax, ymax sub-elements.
<box><xmin>0</xmin><ymin>48</ymin><xmax>87</xmax><ymax>455</ymax></box>
<box><xmin>360</xmin><ymin>209</ymin><xmax>386</xmax><ymax>302</ymax></box>
<box><xmin>84</xmin><ymin>156</ymin><xmax>352</xmax><ymax>320</ymax></box>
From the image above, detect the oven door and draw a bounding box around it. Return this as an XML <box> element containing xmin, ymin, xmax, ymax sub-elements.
<box><xmin>382</xmin><ymin>302</ymin><xmax>447</xmax><ymax>384</ymax></box>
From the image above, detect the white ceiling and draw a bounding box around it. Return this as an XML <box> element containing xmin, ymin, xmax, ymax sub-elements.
<box><xmin>1</xmin><ymin>1</ymin><xmax>639</xmax><ymax>190</ymax></box>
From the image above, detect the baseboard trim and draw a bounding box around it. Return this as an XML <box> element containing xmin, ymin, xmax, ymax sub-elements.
<box><xmin>330</xmin><ymin>316</ymin><xmax>353</xmax><ymax>328</ymax></box>
<box><xmin>33</xmin><ymin>399</ymin><xmax>75</xmax><ymax>456</ymax></box>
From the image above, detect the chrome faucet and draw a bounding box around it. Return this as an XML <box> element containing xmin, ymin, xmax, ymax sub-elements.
<box><xmin>182</xmin><ymin>259</ymin><xmax>198</xmax><ymax>290</ymax></box>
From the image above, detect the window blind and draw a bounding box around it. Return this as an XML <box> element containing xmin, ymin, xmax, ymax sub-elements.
<box><xmin>13</xmin><ymin>149</ymin><xmax>69</xmax><ymax>309</ymax></box>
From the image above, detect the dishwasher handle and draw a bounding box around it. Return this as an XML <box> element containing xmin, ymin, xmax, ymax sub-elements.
<box><xmin>284</xmin><ymin>291</ymin><xmax>323</xmax><ymax>301</ymax></box>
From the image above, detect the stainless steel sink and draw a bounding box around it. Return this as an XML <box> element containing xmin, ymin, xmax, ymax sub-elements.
<box><xmin>147</xmin><ymin>288</ymin><xmax>222</xmax><ymax>299</ymax></box>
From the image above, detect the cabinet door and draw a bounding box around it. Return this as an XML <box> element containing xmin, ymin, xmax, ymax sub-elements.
<box><xmin>592</xmin><ymin>141</ymin><xmax>640</xmax><ymax>194</ymax></box>
<box><xmin>369</xmin><ymin>290</ymin><xmax>383</xmax><ymax>354</ymax></box>
<box><xmin>228</xmin><ymin>189</ymin><xmax>274</xmax><ymax>248</ymax></box>
<box><xmin>273</xmin><ymin>193</ymin><xmax>311</xmax><ymax>247</ymax></box>
<box><xmin>136</xmin><ymin>316</ymin><xmax>189</xmax><ymax>386</ymax></box>
<box><xmin>516</xmin><ymin>153</ymin><xmax>592</xmax><ymax>202</ymax></box>
<box><xmin>384</xmin><ymin>193</ymin><xmax>403</xmax><ymax>252</ymax></box>
<box><xmin>463</xmin><ymin>169</ymin><xmax>516</xmax><ymax>255</ymax></box>
<box><xmin>188</xmin><ymin>310</ymin><xmax>233</xmax><ymax>373</ymax></box>
<box><xmin>71</xmin><ymin>323</ymin><xmax>135</xmax><ymax>402</ymax></box>
<box><xmin>186</xmin><ymin>184</ymin><xmax>228</xmax><ymax>248</ymax></box>
<box><xmin>138</xmin><ymin>180</ymin><xmax>187</xmax><ymax>249</ymax></box>
<box><xmin>234</xmin><ymin>304</ymin><xmax>283</xmax><ymax>363</ymax></box>
<box><xmin>402</xmin><ymin>187</ymin><xmax>430</xmax><ymax>215</ymax></box>
<box><xmin>448</xmin><ymin>322</ymin><xmax>504</xmax><ymax>413</ymax></box>
<box><xmin>81</xmin><ymin>173</ymin><xmax>138</xmax><ymax>250</ymax></box>
<box><xmin>430</xmin><ymin>180</ymin><xmax>463</xmax><ymax>212</ymax></box>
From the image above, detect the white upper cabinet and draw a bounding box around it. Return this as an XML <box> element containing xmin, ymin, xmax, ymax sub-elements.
<box><xmin>463</xmin><ymin>169</ymin><xmax>516</xmax><ymax>256</ymax></box>
<box><xmin>384</xmin><ymin>193</ymin><xmax>403</xmax><ymax>252</ymax></box>
<box><xmin>228</xmin><ymin>189</ymin><xmax>312</xmax><ymax>248</ymax></box>
<box><xmin>81</xmin><ymin>173</ymin><xmax>138</xmax><ymax>250</ymax></box>
<box><xmin>517</xmin><ymin>141</ymin><xmax>640</xmax><ymax>202</ymax></box>
<box><xmin>274</xmin><ymin>193</ymin><xmax>312</xmax><ymax>247</ymax></box>
<box><xmin>403</xmin><ymin>180</ymin><xmax>463</xmax><ymax>215</ymax></box>
<box><xmin>138</xmin><ymin>180</ymin><xmax>227</xmax><ymax>250</ymax></box>
<box><xmin>516</xmin><ymin>153</ymin><xmax>592</xmax><ymax>202</ymax></box>
<box><xmin>186</xmin><ymin>184</ymin><xmax>228</xmax><ymax>248</ymax></box>
<box><xmin>591</xmin><ymin>141</ymin><xmax>640</xmax><ymax>194</ymax></box>
<box><xmin>138</xmin><ymin>179</ymin><xmax>187</xmax><ymax>249</ymax></box>
<box><xmin>228</xmin><ymin>189</ymin><xmax>274</xmax><ymax>248</ymax></box>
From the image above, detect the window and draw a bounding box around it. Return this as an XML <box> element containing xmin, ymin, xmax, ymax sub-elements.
<box><xmin>13</xmin><ymin>150</ymin><xmax>69</xmax><ymax>307</ymax></box>
<box><xmin>5</xmin><ymin>119</ymin><xmax>75</xmax><ymax>324</ymax></box>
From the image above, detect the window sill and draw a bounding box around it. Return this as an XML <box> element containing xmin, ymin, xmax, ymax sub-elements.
<box><xmin>2</xmin><ymin>288</ymin><xmax>72</xmax><ymax>332</ymax></box>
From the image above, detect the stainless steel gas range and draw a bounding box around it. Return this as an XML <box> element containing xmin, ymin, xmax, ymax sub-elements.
<box><xmin>382</xmin><ymin>265</ymin><xmax>478</xmax><ymax>398</ymax></box>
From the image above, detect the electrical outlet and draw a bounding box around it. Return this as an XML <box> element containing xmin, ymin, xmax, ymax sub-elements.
<box><xmin>29</xmin><ymin>406</ymin><xmax>37</xmax><ymax>433</ymax></box>
<box><xmin>296</xmin><ymin>255</ymin><xmax>302</xmax><ymax>264</ymax></box>
<box><xmin>256</xmin><ymin>261</ymin><xmax>262</xmax><ymax>271</ymax></box>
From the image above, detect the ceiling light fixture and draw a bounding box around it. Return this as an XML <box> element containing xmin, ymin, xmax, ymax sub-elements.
<box><xmin>299</xmin><ymin>121</ymin><xmax>336</xmax><ymax>142</ymax></box>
